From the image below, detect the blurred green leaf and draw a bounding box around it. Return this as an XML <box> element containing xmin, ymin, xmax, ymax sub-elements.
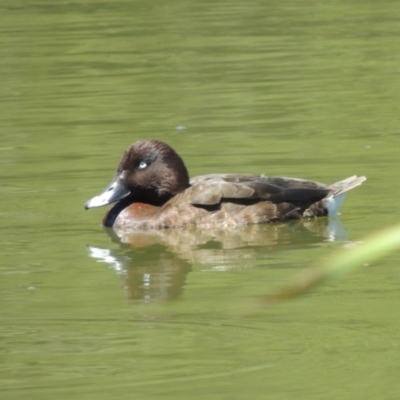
<box><xmin>262</xmin><ymin>223</ymin><xmax>400</xmax><ymax>304</ymax></box>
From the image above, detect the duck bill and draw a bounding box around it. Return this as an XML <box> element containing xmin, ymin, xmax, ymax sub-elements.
<box><xmin>85</xmin><ymin>173</ymin><xmax>130</xmax><ymax>209</ymax></box>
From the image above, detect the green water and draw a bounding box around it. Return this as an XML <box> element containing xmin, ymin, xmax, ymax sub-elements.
<box><xmin>1</xmin><ymin>1</ymin><xmax>400</xmax><ymax>399</ymax></box>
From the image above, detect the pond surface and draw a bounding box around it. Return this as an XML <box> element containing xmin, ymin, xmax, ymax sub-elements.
<box><xmin>1</xmin><ymin>1</ymin><xmax>400</xmax><ymax>399</ymax></box>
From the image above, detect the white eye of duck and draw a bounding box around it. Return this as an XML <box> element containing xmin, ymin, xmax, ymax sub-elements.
<box><xmin>138</xmin><ymin>161</ymin><xmax>148</xmax><ymax>169</ymax></box>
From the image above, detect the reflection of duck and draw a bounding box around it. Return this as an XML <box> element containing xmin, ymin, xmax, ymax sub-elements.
<box><xmin>107</xmin><ymin>217</ymin><xmax>349</xmax><ymax>263</ymax></box>
<box><xmin>87</xmin><ymin>243</ymin><xmax>191</xmax><ymax>303</ymax></box>
<box><xmin>85</xmin><ymin>140</ymin><xmax>366</xmax><ymax>232</ymax></box>
<box><xmin>87</xmin><ymin>217</ymin><xmax>348</xmax><ymax>303</ymax></box>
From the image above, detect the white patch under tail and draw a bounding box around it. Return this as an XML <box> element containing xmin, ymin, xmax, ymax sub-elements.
<box><xmin>327</xmin><ymin>192</ymin><xmax>347</xmax><ymax>216</ymax></box>
<box><xmin>326</xmin><ymin>175</ymin><xmax>366</xmax><ymax>216</ymax></box>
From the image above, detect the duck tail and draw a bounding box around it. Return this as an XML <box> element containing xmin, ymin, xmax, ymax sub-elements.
<box><xmin>326</xmin><ymin>175</ymin><xmax>367</xmax><ymax>216</ymax></box>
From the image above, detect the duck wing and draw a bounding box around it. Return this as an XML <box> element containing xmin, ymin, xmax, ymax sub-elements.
<box><xmin>188</xmin><ymin>174</ymin><xmax>330</xmax><ymax>206</ymax></box>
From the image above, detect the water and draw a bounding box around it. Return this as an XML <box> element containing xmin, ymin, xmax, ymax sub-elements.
<box><xmin>1</xmin><ymin>1</ymin><xmax>400</xmax><ymax>399</ymax></box>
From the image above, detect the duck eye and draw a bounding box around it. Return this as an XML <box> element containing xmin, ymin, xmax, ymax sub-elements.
<box><xmin>138</xmin><ymin>161</ymin><xmax>148</xmax><ymax>169</ymax></box>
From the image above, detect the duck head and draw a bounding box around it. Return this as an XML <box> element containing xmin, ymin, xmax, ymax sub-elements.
<box><xmin>85</xmin><ymin>140</ymin><xmax>190</xmax><ymax>209</ymax></box>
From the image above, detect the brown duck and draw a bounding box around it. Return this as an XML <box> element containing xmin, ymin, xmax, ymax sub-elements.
<box><xmin>85</xmin><ymin>140</ymin><xmax>366</xmax><ymax>230</ymax></box>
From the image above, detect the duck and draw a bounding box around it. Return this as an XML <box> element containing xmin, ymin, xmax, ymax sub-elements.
<box><xmin>84</xmin><ymin>140</ymin><xmax>366</xmax><ymax>231</ymax></box>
